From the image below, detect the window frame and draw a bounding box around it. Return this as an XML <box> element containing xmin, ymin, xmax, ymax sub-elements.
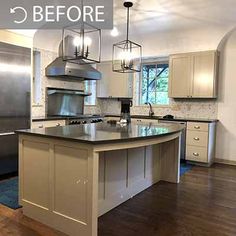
<box><xmin>138</xmin><ymin>58</ymin><xmax>170</xmax><ymax>107</ymax></box>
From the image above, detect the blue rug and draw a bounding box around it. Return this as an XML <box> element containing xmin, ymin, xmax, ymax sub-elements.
<box><xmin>180</xmin><ymin>163</ymin><xmax>193</xmax><ymax>176</ymax></box>
<box><xmin>0</xmin><ymin>177</ymin><xmax>21</xmax><ymax>210</ymax></box>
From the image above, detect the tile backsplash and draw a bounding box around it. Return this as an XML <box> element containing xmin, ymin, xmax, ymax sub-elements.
<box><xmin>84</xmin><ymin>98</ymin><xmax>218</xmax><ymax>119</ymax></box>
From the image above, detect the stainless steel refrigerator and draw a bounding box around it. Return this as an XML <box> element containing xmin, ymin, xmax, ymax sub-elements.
<box><xmin>0</xmin><ymin>42</ymin><xmax>31</xmax><ymax>175</ymax></box>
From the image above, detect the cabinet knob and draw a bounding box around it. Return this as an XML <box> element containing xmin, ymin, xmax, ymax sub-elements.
<box><xmin>194</xmin><ymin>137</ymin><xmax>200</xmax><ymax>141</ymax></box>
<box><xmin>194</xmin><ymin>126</ymin><xmax>200</xmax><ymax>129</ymax></box>
<box><xmin>193</xmin><ymin>153</ymin><xmax>199</xmax><ymax>157</ymax></box>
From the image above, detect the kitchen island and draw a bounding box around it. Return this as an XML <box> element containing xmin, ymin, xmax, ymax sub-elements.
<box><xmin>16</xmin><ymin>122</ymin><xmax>184</xmax><ymax>236</ymax></box>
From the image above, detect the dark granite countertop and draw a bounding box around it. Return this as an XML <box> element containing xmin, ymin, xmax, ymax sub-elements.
<box><xmin>32</xmin><ymin>114</ymin><xmax>218</xmax><ymax>124</ymax></box>
<box><xmin>16</xmin><ymin>122</ymin><xmax>184</xmax><ymax>144</ymax></box>
<box><xmin>105</xmin><ymin>115</ymin><xmax>218</xmax><ymax>123</ymax></box>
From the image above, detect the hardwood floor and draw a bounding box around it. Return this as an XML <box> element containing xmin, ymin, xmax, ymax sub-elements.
<box><xmin>0</xmin><ymin>205</ymin><xmax>66</xmax><ymax>236</ymax></box>
<box><xmin>0</xmin><ymin>164</ymin><xmax>236</xmax><ymax>236</ymax></box>
<box><xmin>98</xmin><ymin>164</ymin><xmax>236</xmax><ymax>236</ymax></box>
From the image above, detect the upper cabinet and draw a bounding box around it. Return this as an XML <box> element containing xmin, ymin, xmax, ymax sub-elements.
<box><xmin>96</xmin><ymin>61</ymin><xmax>133</xmax><ymax>98</ymax></box>
<box><xmin>168</xmin><ymin>51</ymin><xmax>219</xmax><ymax>98</ymax></box>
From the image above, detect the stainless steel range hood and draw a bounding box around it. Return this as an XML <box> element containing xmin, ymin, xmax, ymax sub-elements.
<box><xmin>45</xmin><ymin>57</ymin><xmax>101</xmax><ymax>80</ymax></box>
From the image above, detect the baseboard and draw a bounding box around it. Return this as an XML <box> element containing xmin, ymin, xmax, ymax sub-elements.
<box><xmin>214</xmin><ymin>158</ymin><xmax>236</xmax><ymax>166</ymax></box>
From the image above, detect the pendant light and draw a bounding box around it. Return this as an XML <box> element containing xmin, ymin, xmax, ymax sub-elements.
<box><xmin>61</xmin><ymin>0</ymin><xmax>101</xmax><ymax>64</ymax></box>
<box><xmin>112</xmin><ymin>1</ymin><xmax>142</xmax><ymax>73</ymax></box>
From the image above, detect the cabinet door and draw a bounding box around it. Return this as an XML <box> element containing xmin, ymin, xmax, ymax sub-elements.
<box><xmin>192</xmin><ymin>51</ymin><xmax>217</xmax><ymax>98</ymax></box>
<box><xmin>169</xmin><ymin>55</ymin><xmax>192</xmax><ymax>98</ymax></box>
<box><xmin>96</xmin><ymin>61</ymin><xmax>133</xmax><ymax>98</ymax></box>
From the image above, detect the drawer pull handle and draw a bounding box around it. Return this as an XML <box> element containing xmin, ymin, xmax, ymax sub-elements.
<box><xmin>56</xmin><ymin>123</ymin><xmax>61</xmax><ymax>127</ymax></box>
<box><xmin>38</xmin><ymin>125</ymin><xmax>43</xmax><ymax>128</ymax></box>
<box><xmin>194</xmin><ymin>126</ymin><xmax>200</xmax><ymax>129</ymax></box>
<box><xmin>193</xmin><ymin>153</ymin><xmax>199</xmax><ymax>157</ymax></box>
<box><xmin>194</xmin><ymin>137</ymin><xmax>200</xmax><ymax>141</ymax></box>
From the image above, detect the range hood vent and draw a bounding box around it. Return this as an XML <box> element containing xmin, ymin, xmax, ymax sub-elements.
<box><xmin>45</xmin><ymin>57</ymin><xmax>101</xmax><ymax>81</ymax></box>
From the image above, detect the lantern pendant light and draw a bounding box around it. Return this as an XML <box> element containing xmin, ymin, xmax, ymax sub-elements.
<box><xmin>112</xmin><ymin>1</ymin><xmax>142</xmax><ymax>73</ymax></box>
<box><xmin>61</xmin><ymin>0</ymin><xmax>101</xmax><ymax>64</ymax></box>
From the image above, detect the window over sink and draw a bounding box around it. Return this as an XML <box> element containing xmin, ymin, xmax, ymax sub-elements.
<box><xmin>139</xmin><ymin>61</ymin><xmax>169</xmax><ymax>106</ymax></box>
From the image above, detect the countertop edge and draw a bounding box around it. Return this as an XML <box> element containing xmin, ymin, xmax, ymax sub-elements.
<box><xmin>105</xmin><ymin>115</ymin><xmax>219</xmax><ymax>123</ymax></box>
<box><xmin>15</xmin><ymin>129</ymin><xmax>182</xmax><ymax>145</ymax></box>
<box><xmin>32</xmin><ymin>115</ymin><xmax>218</xmax><ymax>123</ymax></box>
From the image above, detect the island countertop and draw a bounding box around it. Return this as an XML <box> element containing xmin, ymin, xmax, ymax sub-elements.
<box><xmin>16</xmin><ymin>122</ymin><xmax>184</xmax><ymax>144</ymax></box>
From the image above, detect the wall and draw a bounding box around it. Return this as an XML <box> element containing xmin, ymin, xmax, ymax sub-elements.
<box><xmin>215</xmin><ymin>30</ymin><xmax>236</xmax><ymax>163</ymax></box>
<box><xmin>0</xmin><ymin>30</ymin><xmax>33</xmax><ymax>48</ymax></box>
<box><xmin>101</xmin><ymin>26</ymin><xmax>229</xmax><ymax>60</ymax></box>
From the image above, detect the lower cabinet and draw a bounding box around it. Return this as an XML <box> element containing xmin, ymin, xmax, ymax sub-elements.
<box><xmin>31</xmin><ymin>120</ymin><xmax>66</xmax><ymax>129</ymax></box>
<box><xmin>186</xmin><ymin>122</ymin><xmax>216</xmax><ymax>165</ymax></box>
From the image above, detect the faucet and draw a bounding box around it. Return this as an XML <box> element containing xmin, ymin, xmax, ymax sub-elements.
<box><xmin>145</xmin><ymin>102</ymin><xmax>155</xmax><ymax>117</ymax></box>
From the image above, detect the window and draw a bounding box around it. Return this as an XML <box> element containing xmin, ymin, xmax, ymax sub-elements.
<box><xmin>85</xmin><ymin>80</ymin><xmax>96</xmax><ymax>105</ymax></box>
<box><xmin>140</xmin><ymin>62</ymin><xmax>169</xmax><ymax>105</ymax></box>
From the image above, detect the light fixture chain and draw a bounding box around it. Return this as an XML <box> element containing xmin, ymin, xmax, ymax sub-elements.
<box><xmin>126</xmin><ymin>6</ymin><xmax>130</xmax><ymax>42</ymax></box>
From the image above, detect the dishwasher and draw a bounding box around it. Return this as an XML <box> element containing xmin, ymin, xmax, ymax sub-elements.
<box><xmin>158</xmin><ymin>120</ymin><xmax>187</xmax><ymax>161</ymax></box>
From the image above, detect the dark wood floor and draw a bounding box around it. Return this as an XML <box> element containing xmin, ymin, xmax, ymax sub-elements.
<box><xmin>98</xmin><ymin>164</ymin><xmax>236</xmax><ymax>236</ymax></box>
<box><xmin>0</xmin><ymin>164</ymin><xmax>236</xmax><ymax>236</ymax></box>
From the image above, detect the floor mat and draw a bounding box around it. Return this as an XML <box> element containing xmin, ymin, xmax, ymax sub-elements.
<box><xmin>0</xmin><ymin>177</ymin><xmax>21</xmax><ymax>210</ymax></box>
<box><xmin>180</xmin><ymin>163</ymin><xmax>193</xmax><ymax>176</ymax></box>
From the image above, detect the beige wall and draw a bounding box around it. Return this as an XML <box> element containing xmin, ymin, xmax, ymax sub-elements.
<box><xmin>101</xmin><ymin>26</ymin><xmax>228</xmax><ymax>60</ymax></box>
<box><xmin>0</xmin><ymin>30</ymin><xmax>33</xmax><ymax>48</ymax></box>
<box><xmin>216</xmin><ymin>30</ymin><xmax>236</xmax><ymax>162</ymax></box>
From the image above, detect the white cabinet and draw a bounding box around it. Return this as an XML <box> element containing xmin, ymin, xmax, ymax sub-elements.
<box><xmin>96</xmin><ymin>61</ymin><xmax>133</xmax><ymax>98</ymax></box>
<box><xmin>31</xmin><ymin>120</ymin><xmax>66</xmax><ymax>129</ymax></box>
<box><xmin>169</xmin><ymin>51</ymin><xmax>218</xmax><ymax>98</ymax></box>
<box><xmin>186</xmin><ymin>122</ymin><xmax>216</xmax><ymax>166</ymax></box>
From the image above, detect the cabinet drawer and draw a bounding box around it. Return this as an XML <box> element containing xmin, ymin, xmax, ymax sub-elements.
<box><xmin>187</xmin><ymin>130</ymin><xmax>208</xmax><ymax>147</ymax></box>
<box><xmin>186</xmin><ymin>146</ymin><xmax>208</xmax><ymax>163</ymax></box>
<box><xmin>187</xmin><ymin>122</ymin><xmax>208</xmax><ymax>132</ymax></box>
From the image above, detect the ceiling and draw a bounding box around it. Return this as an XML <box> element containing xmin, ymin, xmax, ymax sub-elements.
<box><xmin>113</xmin><ymin>0</ymin><xmax>236</xmax><ymax>33</ymax></box>
<box><xmin>10</xmin><ymin>0</ymin><xmax>236</xmax><ymax>37</ymax></box>
<box><xmin>9</xmin><ymin>0</ymin><xmax>236</xmax><ymax>55</ymax></box>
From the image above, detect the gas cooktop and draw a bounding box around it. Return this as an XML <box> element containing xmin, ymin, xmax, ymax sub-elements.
<box><xmin>64</xmin><ymin>115</ymin><xmax>103</xmax><ymax>125</ymax></box>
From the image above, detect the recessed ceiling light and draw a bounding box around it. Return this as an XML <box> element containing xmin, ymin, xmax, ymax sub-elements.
<box><xmin>111</xmin><ymin>27</ymin><xmax>119</xmax><ymax>37</ymax></box>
